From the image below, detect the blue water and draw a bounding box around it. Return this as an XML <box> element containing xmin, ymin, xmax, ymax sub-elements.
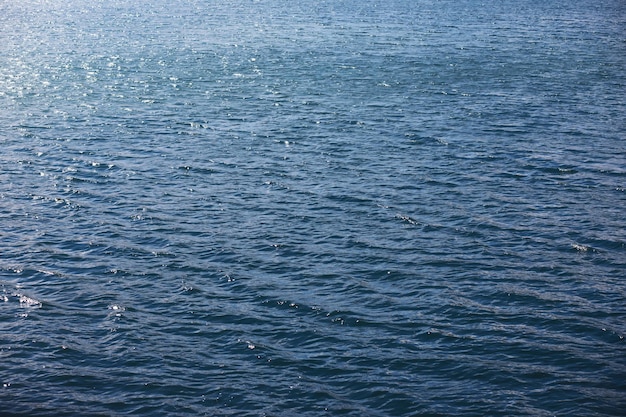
<box><xmin>1</xmin><ymin>0</ymin><xmax>625</xmax><ymax>415</ymax></box>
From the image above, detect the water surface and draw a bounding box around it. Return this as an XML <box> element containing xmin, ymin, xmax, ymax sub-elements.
<box><xmin>1</xmin><ymin>0</ymin><xmax>625</xmax><ymax>415</ymax></box>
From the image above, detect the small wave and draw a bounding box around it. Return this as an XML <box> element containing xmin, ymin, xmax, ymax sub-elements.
<box><xmin>571</xmin><ymin>243</ymin><xmax>597</xmax><ymax>253</ymax></box>
<box><xmin>18</xmin><ymin>294</ymin><xmax>42</xmax><ymax>309</ymax></box>
<box><xmin>396</xmin><ymin>214</ymin><xmax>420</xmax><ymax>226</ymax></box>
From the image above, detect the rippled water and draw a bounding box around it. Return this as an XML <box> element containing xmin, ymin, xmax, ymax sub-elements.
<box><xmin>1</xmin><ymin>0</ymin><xmax>625</xmax><ymax>415</ymax></box>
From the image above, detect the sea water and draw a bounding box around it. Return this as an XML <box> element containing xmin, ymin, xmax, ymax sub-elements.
<box><xmin>1</xmin><ymin>0</ymin><xmax>625</xmax><ymax>415</ymax></box>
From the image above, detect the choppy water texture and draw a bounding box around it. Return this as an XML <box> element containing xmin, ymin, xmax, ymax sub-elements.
<box><xmin>1</xmin><ymin>0</ymin><xmax>625</xmax><ymax>415</ymax></box>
